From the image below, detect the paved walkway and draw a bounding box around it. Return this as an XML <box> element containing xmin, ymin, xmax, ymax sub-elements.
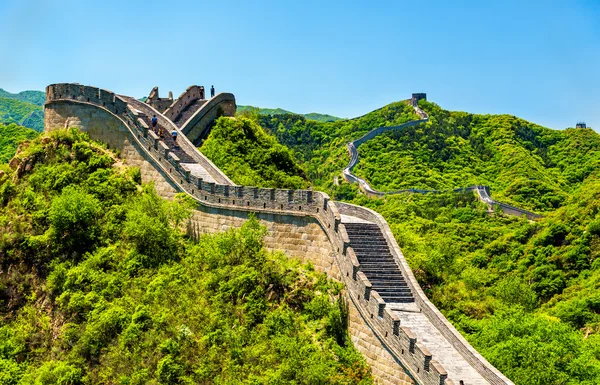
<box><xmin>341</xmin><ymin>213</ymin><xmax>490</xmax><ymax>385</ymax></box>
<box><xmin>394</xmin><ymin>309</ymin><xmax>488</xmax><ymax>384</ymax></box>
<box><xmin>183</xmin><ymin>163</ymin><xmax>217</xmax><ymax>183</ymax></box>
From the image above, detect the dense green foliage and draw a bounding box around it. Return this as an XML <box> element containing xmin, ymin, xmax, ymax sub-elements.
<box><xmin>0</xmin><ymin>97</ymin><xmax>44</xmax><ymax>132</ymax></box>
<box><xmin>0</xmin><ymin>89</ymin><xmax>46</xmax><ymax>106</ymax></box>
<box><xmin>237</xmin><ymin>105</ymin><xmax>342</xmax><ymax>122</ymax></box>
<box><xmin>347</xmin><ymin>158</ymin><xmax>600</xmax><ymax>384</ymax></box>
<box><xmin>0</xmin><ymin>129</ymin><xmax>371</xmax><ymax>384</ymax></box>
<box><xmin>352</xmin><ymin>100</ymin><xmax>600</xmax><ymax>212</ymax></box>
<box><xmin>0</xmin><ymin>123</ymin><xmax>39</xmax><ymax>163</ymax></box>
<box><xmin>256</xmin><ymin>101</ymin><xmax>419</xmax><ymax>189</ymax></box>
<box><xmin>201</xmin><ymin>117</ymin><xmax>310</xmax><ymax>189</ymax></box>
<box><xmin>235</xmin><ymin>97</ymin><xmax>600</xmax><ymax>384</ymax></box>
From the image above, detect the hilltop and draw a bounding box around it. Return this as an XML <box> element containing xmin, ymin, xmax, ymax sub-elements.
<box><xmin>0</xmin><ymin>88</ymin><xmax>45</xmax><ymax>106</ymax></box>
<box><xmin>237</xmin><ymin>105</ymin><xmax>342</xmax><ymax>122</ymax></box>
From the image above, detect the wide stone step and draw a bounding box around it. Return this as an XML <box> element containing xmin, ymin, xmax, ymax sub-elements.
<box><xmin>359</xmin><ymin>261</ymin><xmax>398</xmax><ymax>267</ymax></box>
<box><xmin>356</xmin><ymin>257</ymin><xmax>396</xmax><ymax>263</ymax></box>
<box><xmin>379</xmin><ymin>295</ymin><xmax>414</xmax><ymax>303</ymax></box>
<box><xmin>368</xmin><ymin>279</ymin><xmax>409</xmax><ymax>286</ymax></box>
<box><xmin>346</xmin><ymin>231</ymin><xmax>385</xmax><ymax>241</ymax></box>
<box><xmin>373</xmin><ymin>287</ymin><xmax>412</xmax><ymax>294</ymax></box>
<box><xmin>364</xmin><ymin>273</ymin><xmax>406</xmax><ymax>281</ymax></box>
<box><xmin>354</xmin><ymin>251</ymin><xmax>393</xmax><ymax>257</ymax></box>
<box><xmin>346</xmin><ymin>231</ymin><xmax>384</xmax><ymax>237</ymax></box>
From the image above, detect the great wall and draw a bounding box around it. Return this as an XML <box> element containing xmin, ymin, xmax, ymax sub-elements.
<box><xmin>343</xmin><ymin>93</ymin><xmax>542</xmax><ymax>221</ymax></box>
<box><xmin>44</xmin><ymin>83</ymin><xmax>518</xmax><ymax>385</ymax></box>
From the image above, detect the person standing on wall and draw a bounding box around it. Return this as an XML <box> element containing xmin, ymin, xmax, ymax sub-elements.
<box><xmin>210</xmin><ymin>85</ymin><xmax>215</xmax><ymax>98</ymax></box>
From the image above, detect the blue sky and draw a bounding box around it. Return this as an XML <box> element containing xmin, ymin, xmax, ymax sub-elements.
<box><xmin>1</xmin><ymin>0</ymin><xmax>598</xmax><ymax>130</ymax></box>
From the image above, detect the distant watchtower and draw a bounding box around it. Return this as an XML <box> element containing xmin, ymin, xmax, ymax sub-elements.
<box><xmin>576</xmin><ymin>122</ymin><xmax>587</xmax><ymax>128</ymax></box>
<box><xmin>411</xmin><ymin>93</ymin><xmax>427</xmax><ymax>107</ymax></box>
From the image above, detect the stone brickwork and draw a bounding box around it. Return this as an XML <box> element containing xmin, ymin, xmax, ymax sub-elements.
<box><xmin>146</xmin><ymin>86</ymin><xmax>173</xmax><ymax>112</ymax></box>
<box><xmin>163</xmin><ymin>85</ymin><xmax>206</xmax><ymax>122</ymax></box>
<box><xmin>179</xmin><ymin>92</ymin><xmax>237</xmax><ymax>145</ymax></box>
<box><xmin>44</xmin><ymin>100</ymin><xmax>178</xmax><ymax>198</ymax></box>
<box><xmin>44</xmin><ymin>83</ymin><xmax>516</xmax><ymax>385</ymax></box>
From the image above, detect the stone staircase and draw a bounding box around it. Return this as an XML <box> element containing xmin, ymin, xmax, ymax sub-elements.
<box><xmin>344</xmin><ymin>222</ymin><xmax>414</xmax><ymax>303</ymax></box>
<box><xmin>136</xmin><ymin>112</ymin><xmax>196</xmax><ymax>163</ymax></box>
<box><xmin>172</xmin><ymin>98</ymin><xmax>206</xmax><ymax>127</ymax></box>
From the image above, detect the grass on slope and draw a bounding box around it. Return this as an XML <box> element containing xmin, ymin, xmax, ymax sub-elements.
<box><xmin>352</xmin><ymin>100</ymin><xmax>600</xmax><ymax>212</ymax></box>
<box><xmin>0</xmin><ymin>97</ymin><xmax>44</xmax><ymax>132</ymax></box>
<box><xmin>0</xmin><ymin>128</ymin><xmax>372</xmax><ymax>385</ymax></box>
<box><xmin>201</xmin><ymin>117</ymin><xmax>310</xmax><ymax>189</ymax></box>
<box><xmin>0</xmin><ymin>123</ymin><xmax>39</xmax><ymax>163</ymax></box>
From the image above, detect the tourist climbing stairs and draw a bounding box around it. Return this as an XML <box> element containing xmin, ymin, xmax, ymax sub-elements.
<box><xmin>344</xmin><ymin>222</ymin><xmax>414</xmax><ymax>303</ymax></box>
<box><xmin>136</xmin><ymin>112</ymin><xmax>196</xmax><ymax>164</ymax></box>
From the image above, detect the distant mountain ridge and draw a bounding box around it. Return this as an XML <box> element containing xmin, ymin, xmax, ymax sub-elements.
<box><xmin>0</xmin><ymin>88</ymin><xmax>45</xmax><ymax>106</ymax></box>
<box><xmin>237</xmin><ymin>105</ymin><xmax>342</xmax><ymax>122</ymax></box>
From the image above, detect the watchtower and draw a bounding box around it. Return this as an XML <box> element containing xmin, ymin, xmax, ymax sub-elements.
<box><xmin>145</xmin><ymin>87</ymin><xmax>174</xmax><ymax>113</ymax></box>
<box><xmin>576</xmin><ymin>122</ymin><xmax>586</xmax><ymax>129</ymax></box>
<box><xmin>411</xmin><ymin>93</ymin><xmax>427</xmax><ymax>107</ymax></box>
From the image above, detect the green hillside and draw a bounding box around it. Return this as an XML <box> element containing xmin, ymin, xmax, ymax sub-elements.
<box><xmin>0</xmin><ymin>97</ymin><xmax>44</xmax><ymax>132</ymax></box>
<box><xmin>0</xmin><ymin>88</ymin><xmax>46</xmax><ymax>106</ymax></box>
<box><xmin>0</xmin><ymin>129</ymin><xmax>371</xmax><ymax>384</ymax></box>
<box><xmin>0</xmin><ymin>123</ymin><xmax>39</xmax><ymax>163</ymax></box>
<box><xmin>201</xmin><ymin>117</ymin><xmax>309</xmax><ymax>189</ymax></box>
<box><xmin>237</xmin><ymin>105</ymin><xmax>342</xmax><ymax>122</ymax></box>
<box><xmin>352</xmin><ymin>100</ymin><xmax>600</xmax><ymax>212</ymax></box>
<box><xmin>212</xmin><ymin>100</ymin><xmax>600</xmax><ymax>384</ymax></box>
<box><xmin>256</xmin><ymin>101</ymin><xmax>420</xmax><ymax>192</ymax></box>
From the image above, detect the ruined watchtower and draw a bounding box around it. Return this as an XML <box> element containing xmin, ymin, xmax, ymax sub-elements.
<box><xmin>411</xmin><ymin>93</ymin><xmax>427</xmax><ymax>107</ymax></box>
<box><xmin>146</xmin><ymin>87</ymin><xmax>174</xmax><ymax>113</ymax></box>
<box><xmin>576</xmin><ymin>122</ymin><xmax>587</xmax><ymax>129</ymax></box>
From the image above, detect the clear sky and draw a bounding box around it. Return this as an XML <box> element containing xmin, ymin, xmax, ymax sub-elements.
<box><xmin>1</xmin><ymin>0</ymin><xmax>598</xmax><ymax>130</ymax></box>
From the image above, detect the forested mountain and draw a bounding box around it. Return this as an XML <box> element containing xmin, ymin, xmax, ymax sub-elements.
<box><xmin>4</xmin><ymin>85</ymin><xmax>600</xmax><ymax>385</ymax></box>
<box><xmin>0</xmin><ymin>129</ymin><xmax>371</xmax><ymax>384</ymax></box>
<box><xmin>0</xmin><ymin>97</ymin><xmax>44</xmax><ymax>132</ymax></box>
<box><xmin>237</xmin><ymin>105</ymin><xmax>342</xmax><ymax>122</ymax></box>
<box><xmin>0</xmin><ymin>88</ymin><xmax>45</xmax><ymax>106</ymax></box>
<box><xmin>216</xmin><ymin>99</ymin><xmax>600</xmax><ymax>384</ymax></box>
<box><xmin>0</xmin><ymin>123</ymin><xmax>39</xmax><ymax>163</ymax></box>
<box><xmin>352</xmin><ymin>100</ymin><xmax>600</xmax><ymax>212</ymax></box>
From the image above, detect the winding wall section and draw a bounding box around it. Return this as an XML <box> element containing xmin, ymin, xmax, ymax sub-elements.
<box><xmin>44</xmin><ymin>83</ymin><xmax>517</xmax><ymax>385</ymax></box>
<box><xmin>343</xmin><ymin>103</ymin><xmax>541</xmax><ymax>220</ymax></box>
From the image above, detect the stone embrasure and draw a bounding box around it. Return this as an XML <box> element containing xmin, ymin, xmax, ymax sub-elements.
<box><xmin>44</xmin><ymin>83</ymin><xmax>515</xmax><ymax>385</ymax></box>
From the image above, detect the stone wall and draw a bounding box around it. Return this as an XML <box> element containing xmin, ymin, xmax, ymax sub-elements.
<box><xmin>44</xmin><ymin>99</ymin><xmax>178</xmax><ymax>199</ymax></box>
<box><xmin>163</xmin><ymin>85</ymin><xmax>206</xmax><ymax>121</ymax></box>
<box><xmin>44</xmin><ymin>83</ymin><xmax>516</xmax><ymax>385</ymax></box>
<box><xmin>180</xmin><ymin>92</ymin><xmax>237</xmax><ymax>145</ymax></box>
<box><xmin>146</xmin><ymin>86</ymin><xmax>173</xmax><ymax>113</ymax></box>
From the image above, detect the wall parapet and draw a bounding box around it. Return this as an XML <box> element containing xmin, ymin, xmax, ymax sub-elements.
<box><xmin>163</xmin><ymin>85</ymin><xmax>205</xmax><ymax>121</ymax></box>
<box><xmin>45</xmin><ymin>83</ymin><xmax>515</xmax><ymax>385</ymax></box>
<box><xmin>179</xmin><ymin>92</ymin><xmax>236</xmax><ymax>144</ymax></box>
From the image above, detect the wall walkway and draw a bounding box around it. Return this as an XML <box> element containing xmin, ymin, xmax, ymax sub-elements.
<box><xmin>44</xmin><ymin>83</ymin><xmax>517</xmax><ymax>385</ymax></box>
